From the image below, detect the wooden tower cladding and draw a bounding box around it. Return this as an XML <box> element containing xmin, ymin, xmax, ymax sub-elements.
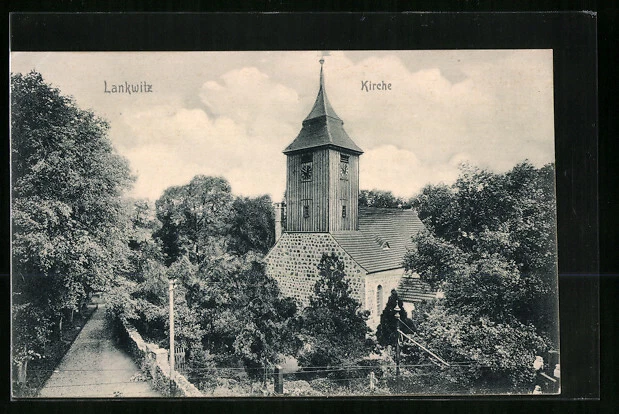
<box><xmin>286</xmin><ymin>148</ymin><xmax>360</xmax><ymax>232</ymax></box>
<box><xmin>283</xmin><ymin>59</ymin><xmax>363</xmax><ymax>233</ymax></box>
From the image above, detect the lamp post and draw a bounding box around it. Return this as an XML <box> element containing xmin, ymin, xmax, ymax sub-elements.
<box><xmin>394</xmin><ymin>303</ymin><xmax>401</xmax><ymax>393</ymax></box>
<box><xmin>168</xmin><ymin>277</ymin><xmax>176</xmax><ymax>395</ymax></box>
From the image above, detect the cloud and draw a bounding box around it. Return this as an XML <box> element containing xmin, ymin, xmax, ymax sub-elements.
<box><xmin>305</xmin><ymin>51</ymin><xmax>553</xmax><ymax>174</ymax></box>
<box><xmin>110</xmin><ymin>63</ymin><xmax>304</xmax><ymax>200</ymax></box>
<box><xmin>361</xmin><ymin>145</ymin><xmax>460</xmax><ymax>197</ymax></box>
<box><xmin>11</xmin><ymin>51</ymin><xmax>555</xmax><ymax>202</ymax></box>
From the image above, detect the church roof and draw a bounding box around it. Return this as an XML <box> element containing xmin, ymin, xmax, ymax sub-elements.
<box><xmin>304</xmin><ymin>62</ymin><xmax>341</xmax><ymax>122</ymax></box>
<box><xmin>331</xmin><ymin>207</ymin><xmax>425</xmax><ymax>274</ymax></box>
<box><xmin>283</xmin><ymin>60</ymin><xmax>363</xmax><ymax>155</ymax></box>
<box><xmin>396</xmin><ymin>276</ymin><xmax>436</xmax><ymax>303</ymax></box>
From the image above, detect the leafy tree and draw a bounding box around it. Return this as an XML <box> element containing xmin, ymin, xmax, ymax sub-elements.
<box><xmin>11</xmin><ymin>71</ymin><xmax>133</xmax><ymax>379</ymax></box>
<box><xmin>154</xmin><ymin>175</ymin><xmax>233</xmax><ymax>266</ymax></box>
<box><xmin>110</xmin><ymin>175</ymin><xmax>297</xmax><ymax>379</ymax></box>
<box><xmin>376</xmin><ymin>289</ymin><xmax>411</xmax><ymax>347</ymax></box>
<box><xmin>359</xmin><ymin>189</ymin><xmax>411</xmax><ymax>209</ymax></box>
<box><xmin>298</xmin><ymin>253</ymin><xmax>372</xmax><ymax>368</ymax></box>
<box><xmin>230</xmin><ymin>262</ymin><xmax>298</xmax><ymax>373</ymax></box>
<box><xmin>125</xmin><ymin>199</ymin><xmax>163</xmax><ymax>281</ymax></box>
<box><xmin>403</xmin><ymin>162</ymin><xmax>558</xmax><ymax>391</ymax></box>
<box><xmin>228</xmin><ymin>195</ymin><xmax>276</xmax><ymax>256</ymax></box>
<box><xmin>409</xmin><ymin>304</ymin><xmax>546</xmax><ymax>391</ymax></box>
<box><xmin>182</xmin><ymin>256</ymin><xmax>299</xmax><ymax>377</ymax></box>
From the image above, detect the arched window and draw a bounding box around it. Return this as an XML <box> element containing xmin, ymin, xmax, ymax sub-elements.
<box><xmin>376</xmin><ymin>285</ymin><xmax>384</xmax><ymax>315</ymax></box>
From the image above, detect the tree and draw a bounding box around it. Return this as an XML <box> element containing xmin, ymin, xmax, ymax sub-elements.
<box><xmin>376</xmin><ymin>289</ymin><xmax>410</xmax><ymax>347</ymax></box>
<box><xmin>183</xmin><ymin>256</ymin><xmax>299</xmax><ymax>377</ymax></box>
<box><xmin>298</xmin><ymin>253</ymin><xmax>372</xmax><ymax>368</ymax></box>
<box><xmin>125</xmin><ymin>199</ymin><xmax>163</xmax><ymax>281</ymax></box>
<box><xmin>227</xmin><ymin>195</ymin><xmax>276</xmax><ymax>256</ymax></box>
<box><xmin>408</xmin><ymin>304</ymin><xmax>547</xmax><ymax>391</ymax></box>
<box><xmin>403</xmin><ymin>162</ymin><xmax>558</xmax><ymax>391</ymax></box>
<box><xmin>359</xmin><ymin>189</ymin><xmax>411</xmax><ymax>209</ymax></box>
<box><xmin>230</xmin><ymin>262</ymin><xmax>299</xmax><ymax>374</ymax></box>
<box><xmin>154</xmin><ymin>175</ymin><xmax>233</xmax><ymax>266</ymax></box>
<box><xmin>11</xmin><ymin>71</ymin><xmax>133</xmax><ymax>381</ymax></box>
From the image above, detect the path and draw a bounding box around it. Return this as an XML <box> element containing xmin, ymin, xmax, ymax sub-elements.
<box><xmin>38</xmin><ymin>302</ymin><xmax>162</xmax><ymax>398</ymax></box>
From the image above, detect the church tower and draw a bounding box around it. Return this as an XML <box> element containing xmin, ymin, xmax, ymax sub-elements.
<box><xmin>266</xmin><ymin>58</ymin><xmax>428</xmax><ymax>321</ymax></box>
<box><xmin>283</xmin><ymin>59</ymin><xmax>363</xmax><ymax>232</ymax></box>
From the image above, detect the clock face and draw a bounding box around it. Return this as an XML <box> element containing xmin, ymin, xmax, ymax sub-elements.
<box><xmin>340</xmin><ymin>162</ymin><xmax>349</xmax><ymax>178</ymax></box>
<box><xmin>301</xmin><ymin>163</ymin><xmax>313</xmax><ymax>181</ymax></box>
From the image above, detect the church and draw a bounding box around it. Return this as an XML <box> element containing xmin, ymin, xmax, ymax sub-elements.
<box><xmin>264</xmin><ymin>60</ymin><xmax>435</xmax><ymax>328</ymax></box>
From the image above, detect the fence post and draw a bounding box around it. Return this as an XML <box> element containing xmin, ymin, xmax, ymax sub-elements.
<box><xmin>369</xmin><ymin>371</ymin><xmax>375</xmax><ymax>391</ymax></box>
<box><xmin>274</xmin><ymin>365</ymin><xmax>284</xmax><ymax>394</ymax></box>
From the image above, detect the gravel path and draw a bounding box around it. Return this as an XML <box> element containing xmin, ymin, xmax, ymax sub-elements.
<box><xmin>38</xmin><ymin>303</ymin><xmax>162</xmax><ymax>398</ymax></box>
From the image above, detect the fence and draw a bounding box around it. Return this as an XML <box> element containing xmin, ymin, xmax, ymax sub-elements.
<box><xmin>156</xmin><ymin>318</ymin><xmax>559</xmax><ymax>396</ymax></box>
<box><xmin>174</xmin><ymin>344</ymin><xmax>187</xmax><ymax>376</ymax></box>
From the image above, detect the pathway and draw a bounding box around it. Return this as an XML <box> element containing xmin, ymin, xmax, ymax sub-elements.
<box><xmin>38</xmin><ymin>302</ymin><xmax>162</xmax><ymax>398</ymax></box>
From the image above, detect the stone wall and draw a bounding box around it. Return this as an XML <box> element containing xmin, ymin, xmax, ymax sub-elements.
<box><xmin>121</xmin><ymin>322</ymin><xmax>202</xmax><ymax>397</ymax></box>
<box><xmin>364</xmin><ymin>269</ymin><xmax>405</xmax><ymax>329</ymax></box>
<box><xmin>265</xmin><ymin>232</ymin><xmax>366</xmax><ymax>308</ymax></box>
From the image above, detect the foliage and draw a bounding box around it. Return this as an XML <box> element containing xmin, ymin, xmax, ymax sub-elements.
<box><xmin>12</xmin><ymin>302</ymin><xmax>52</xmax><ymax>364</ymax></box>
<box><xmin>106</xmin><ymin>259</ymin><xmax>169</xmax><ymax>344</ymax></box>
<box><xmin>110</xmin><ymin>253</ymin><xmax>299</xmax><ymax>377</ymax></box>
<box><xmin>409</xmin><ymin>304</ymin><xmax>546</xmax><ymax>391</ymax></box>
<box><xmin>359</xmin><ymin>189</ymin><xmax>412</xmax><ymax>209</ymax></box>
<box><xmin>184</xmin><ymin>257</ymin><xmax>299</xmax><ymax>377</ymax></box>
<box><xmin>376</xmin><ymin>289</ymin><xmax>411</xmax><ymax>347</ymax></box>
<box><xmin>125</xmin><ymin>199</ymin><xmax>163</xmax><ymax>281</ymax></box>
<box><xmin>11</xmin><ymin>71</ymin><xmax>133</xmax><ymax>370</ymax></box>
<box><xmin>403</xmin><ymin>162</ymin><xmax>558</xmax><ymax>391</ymax></box>
<box><xmin>298</xmin><ymin>253</ymin><xmax>372</xmax><ymax>368</ymax></box>
<box><xmin>228</xmin><ymin>195</ymin><xmax>276</xmax><ymax>256</ymax></box>
<box><xmin>107</xmin><ymin>172</ymin><xmax>299</xmax><ymax>378</ymax></box>
<box><xmin>154</xmin><ymin>175</ymin><xmax>233</xmax><ymax>266</ymax></box>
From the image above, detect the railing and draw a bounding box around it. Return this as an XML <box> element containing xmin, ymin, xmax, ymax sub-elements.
<box><xmin>174</xmin><ymin>344</ymin><xmax>187</xmax><ymax>376</ymax></box>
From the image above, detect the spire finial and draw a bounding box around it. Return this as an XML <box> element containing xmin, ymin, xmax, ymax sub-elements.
<box><xmin>319</xmin><ymin>57</ymin><xmax>325</xmax><ymax>89</ymax></box>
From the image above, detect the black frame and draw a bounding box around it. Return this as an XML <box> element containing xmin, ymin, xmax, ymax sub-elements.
<box><xmin>5</xmin><ymin>10</ymin><xmax>604</xmax><ymax>413</ymax></box>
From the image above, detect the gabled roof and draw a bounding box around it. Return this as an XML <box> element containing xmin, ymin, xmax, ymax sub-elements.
<box><xmin>358</xmin><ymin>207</ymin><xmax>425</xmax><ymax>262</ymax></box>
<box><xmin>283</xmin><ymin>60</ymin><xmax>363</xmax><ymax>155</ymax></box>
<box><xmin>331</xmin><ymin>231</ymin><xmax>396</xmax><ymax>274</ymax></box>
<box><xmin>397</xmin><ymin>276</ymin><xmax>436</xmax><ymax>303</ymax></box>
<box><xmin>330</xmin><ymin>207</ymin><xmax>426</xmax><ymax>274</ymax></box>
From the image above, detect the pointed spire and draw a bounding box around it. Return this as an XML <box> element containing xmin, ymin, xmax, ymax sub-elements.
<box><xmin>283</xmin><ymin>57</ymin><xmax>363</xmax><ymax>155</ymax></box>
<box><xmin>304</xmin><ymin>58</ymin><xmax>341</xmax><ymax>122</ymax></box>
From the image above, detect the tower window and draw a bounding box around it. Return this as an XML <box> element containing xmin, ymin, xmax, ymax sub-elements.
<box><xmin>340</xmin><ymin>154</ymin><xmax>350</xmax><ymax>180</ymax></box>
<box><xmin>303</xmin><ymin>204</ymin><xmax>310</xmax><ymax>218</ymax></box>
<box><xmin>301</xmin><ymin>153</ymin><xmax>313</xmax><ymax>163</ymax></box>
<box><xmin>342</xmin><ymin>205</ymin><xmax>347</xmax><ymax>218</ymax></box>
<box><xmin>377</xmin><ymin>285</ymin><xmax>384</xmax><ymax>315</ymax></box>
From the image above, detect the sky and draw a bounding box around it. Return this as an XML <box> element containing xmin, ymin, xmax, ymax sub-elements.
<box><xmin>10</xmin><ymin>50</ymin><xmax>555</xmax><ymax>202</ymax></box>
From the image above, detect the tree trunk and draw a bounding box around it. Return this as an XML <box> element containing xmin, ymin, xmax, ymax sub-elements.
<box><xmin>17</xmin><ymin>345</ymin><xmax>29</xmax><ymax>384</ymax></box>
<box><xmin>69</xmin><ymin>308</ymin><xmax>74</xmax><ymax>324</ymax></box>
<box><xmin>58</xmin><ymin>315</ymin><xmax>63</xmax><ymax>340</ymax></box>
<box><xmin>17</xmin><ymin>359</ymin><xmax>28</xmax><ymax>384</ymax></box>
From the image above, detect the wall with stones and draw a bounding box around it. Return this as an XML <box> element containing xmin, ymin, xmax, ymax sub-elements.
<box><xmin>121</xmin><ymin>321</ymin><xmax>203</xmax><ymax>397</ymax></box>
<box><xmin>265</xmin><ymin>232</ymin><xmax>366</xmax><ymax>308</ymax></box>
<box><xmin>364</xmin><ymin>269</ymin><xmax>406</xmax><ymax>329</ymax></box>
